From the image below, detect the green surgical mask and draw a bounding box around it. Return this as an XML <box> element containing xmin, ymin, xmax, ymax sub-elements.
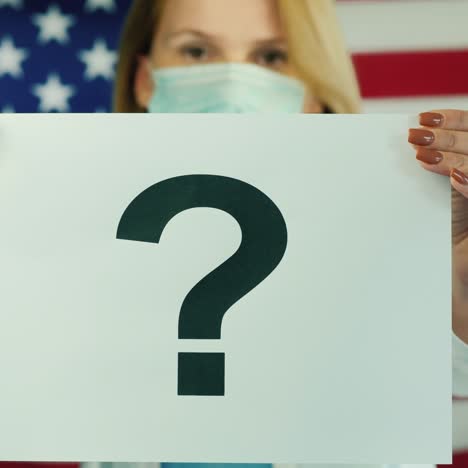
<box><xmin>148</xmin><ymin>62</ymin><xmax>306</xmax><ymax>113</ymax></box>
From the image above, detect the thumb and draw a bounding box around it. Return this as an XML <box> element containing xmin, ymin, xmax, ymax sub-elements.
<box><xmin>452</xmin><ymin>185</ymin><xmax>468</xmax><ymax>246</ymax></box>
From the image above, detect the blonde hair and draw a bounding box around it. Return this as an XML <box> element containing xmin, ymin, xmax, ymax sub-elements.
<box><xmin>113</xmin><ymin>0</ymin><xmax>362</xmax><ymax>113</ymax></box>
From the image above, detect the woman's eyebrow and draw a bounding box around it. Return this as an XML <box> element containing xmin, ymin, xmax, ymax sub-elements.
<box><xmin>163</xmin><ymin>29</ymin><xmax>220</xmax><ymax>45</ymax></box>
<box><xmin>251</xmin><ymin>37</ymin><xmax>287</xmax><ymax>48</ymax></box>
<box><xmin>163</xmin><ymin>30</ymin><xmax>287</xmax><ymax>48</ymax></box>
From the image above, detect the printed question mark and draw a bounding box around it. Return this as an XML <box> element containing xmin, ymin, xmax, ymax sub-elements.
<box><xmin>117</xmin><ymin>175</ymin><xmax>288</xmax><ymax>396</ymax></box>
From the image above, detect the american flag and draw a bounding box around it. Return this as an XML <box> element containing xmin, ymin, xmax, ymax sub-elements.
<box><xmin>0</xmin><ymin>0</ymin><xmax>467</xmax><ymax>466</ymax></box>
<box><xmin>1</xmin><ymin>0</ymin><xmax>468</xmax><ymax>114</ymax></box>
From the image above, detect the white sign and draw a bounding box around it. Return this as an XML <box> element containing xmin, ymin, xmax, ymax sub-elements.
<box><xmin>0</xmin><ymin>115</ymin><xmax>451</xmax><ymax>463</ymax></box>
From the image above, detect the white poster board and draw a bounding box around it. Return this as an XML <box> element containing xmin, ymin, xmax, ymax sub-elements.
<box><xmin>0</xmin><ymin>115</ymin><xmax>451</xmax><ymax>463</ymax></box>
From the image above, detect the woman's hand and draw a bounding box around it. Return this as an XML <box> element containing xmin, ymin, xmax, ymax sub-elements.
<box><xmin>408</xmin><ymin>110</ymin><xmax>468</xmax><ymax>343</ymax></box>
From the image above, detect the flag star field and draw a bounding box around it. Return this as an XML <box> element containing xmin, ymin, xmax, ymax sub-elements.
<box><xmin>0</xmin><ymin>0</ymin><xmax>131</xmax><ymax>113</ymax></box>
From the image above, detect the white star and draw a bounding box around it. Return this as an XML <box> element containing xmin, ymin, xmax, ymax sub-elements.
<box><xmin>0</xmin><ymin>37</ymin><xmax>28</xmax><ymax>78</ymax></box>
<box><xmin>32</xmin><ymin>74</ymin><xmax>75</xmax><ymax>112</ymax></box>
<box><xmin>84</xmin><ymin>0</ymin><xmax>115</xmax><ymax>13</ymax></box>
<box><xmin>0</xmin><ymin>0</ymin><xmax>22</xmax><ymax>9</ymax></box>
<box><xmin>1</xmin><ymin>105</ymin><xmax>15</xmax><ymax>113</ymax></box>
<box><xmin>32</xmin><ymin>4</ymin><xmax>75</xmax><ymax>44</ymax></box>
<box><xmin>78</xmin><ymin>39</ymin><xmax>117</xmax><ymax>80</ymax></box>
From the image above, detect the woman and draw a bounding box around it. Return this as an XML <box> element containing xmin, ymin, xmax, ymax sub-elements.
<box><xmin>86</xmin><ymin>0</ymin><xmax>468</xmax><ymax>468</ymax></box>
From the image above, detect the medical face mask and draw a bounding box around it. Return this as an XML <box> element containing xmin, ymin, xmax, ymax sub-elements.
<box><xmin>148</xmin><ymin>62</ymin><xmax>306</xmax><ymax>113</ymax></box>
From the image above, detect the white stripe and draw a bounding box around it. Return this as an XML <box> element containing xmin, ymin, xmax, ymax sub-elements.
<box><xmin>362</xmin><ymin>95</ymin><xmax>468</xmax><ymax>114</ymax></box>
<box><xmin>454</xmin><ymin>400</ymin><xmax>468</xmax><ymax>452</ymax></box>
<box><xmin>336</xmin><ymin>0</ymin><xmax>468</xmax><ymax>53</ymax></box>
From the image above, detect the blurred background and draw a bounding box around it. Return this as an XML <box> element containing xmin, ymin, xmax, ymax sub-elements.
<box><xmin>0</xmin><ymin>0</ymin><xmax>467</xmax><ymax>466</ymax></box>
<box><xmin>1</xmin><ymin>0</ymin><xmax>468</xmax><ymax>114</ymax></box>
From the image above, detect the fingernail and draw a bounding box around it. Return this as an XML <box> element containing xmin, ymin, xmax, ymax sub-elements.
<box><xmin>419</xmin><ymin>112</ymin><xmax>444</xmax><ymax>127</ymax></box>
<box><xmin>408</xmin><ymin>128</ymin><xmax>435</xmax><ymax>146</ymax></box>
<box><xmin>416</xmin><ymin>149</ymin><xmax>443</xmax><ymax>165</ymax></box>
<box><xmin>451</xmin><ymin>168</ymin><xmax>468</xmax><ymax>186</ymax></box>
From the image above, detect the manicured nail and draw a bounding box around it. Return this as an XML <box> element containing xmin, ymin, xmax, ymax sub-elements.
<box><xmin>416</xmin><ymin>149</ymin><xmax>443</xmax><ymax>165</ymax></box>
<box><xmin>451</xmin><ymin>168</ymin><xmax>468</xmax><ymax>185</ymax></box>
<box><xmin>419</xmin><ymin>112</ymin><xmax>444</xmax><ymax>127</ymax></box>
<box><xmin>408</xmin><ymin>128</ymin><xmax>435</xmax><ymax>146</ymax></box>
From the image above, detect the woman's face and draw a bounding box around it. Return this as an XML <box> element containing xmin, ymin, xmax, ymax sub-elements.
<box><xmin>134</xmin><ymin>0</ymin><xmax>322</xmax><ymax>113</ymax></box>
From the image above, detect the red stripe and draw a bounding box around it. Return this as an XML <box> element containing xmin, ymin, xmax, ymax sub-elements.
<box><xmin>439</xmin><ymin>451</ymin><xmax>468</xmax><ymax>466</ymax></box>
<box><xmin>0</xmin><ymin>465</ymin><xmax>79</xmax><ymax>468</ymax></box>
<box><xmin>352</xmin><ymin>49</ymin><xmax>468</xmax><ymax>98</ymax></box>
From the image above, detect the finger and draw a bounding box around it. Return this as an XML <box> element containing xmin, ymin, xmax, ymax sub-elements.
<box><xmin>408</xmin><ymin>127</ymin><xmax>468</xmax><ymax>154</ymax></box>
<box><xmin>414</xmin><ymin>149</ymin><xmax>468</xmax><ymax>242</ymax></box>
<box><xmin>419</xmin><ymin>109</ymin><xmax>468</xmax><ymax>131</ymax></box>
<box><xmin>415</xmin><ymin>149</ymin><xmax>468</xmax><ymax>177</ymax></box>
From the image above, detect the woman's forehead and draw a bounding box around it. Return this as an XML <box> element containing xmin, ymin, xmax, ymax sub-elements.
<box><xmin>158</xmin><ymin>0</ymin><xmax>285</xmax><ymax>41</ymax></box>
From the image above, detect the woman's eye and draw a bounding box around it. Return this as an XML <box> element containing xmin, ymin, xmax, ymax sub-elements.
<box><xmin>257</xmin><ymin>49</ymin><xmax>288</xmax><ymax>68</ymax></box>
<box><xmin>259</xmin><ymin>49</ymin><xmax>288</xmax><ymax>67</ymax></box>
<box><xmin>180</xmin><ymin>46</ymin><xmax>209</xmax><ymax>61</ymax></box>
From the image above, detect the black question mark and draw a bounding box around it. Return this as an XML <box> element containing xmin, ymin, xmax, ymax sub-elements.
<box><xmin>117</xmin><ymin>175</ymin><xmax>288</xmax><ymax>396</ymax></box>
